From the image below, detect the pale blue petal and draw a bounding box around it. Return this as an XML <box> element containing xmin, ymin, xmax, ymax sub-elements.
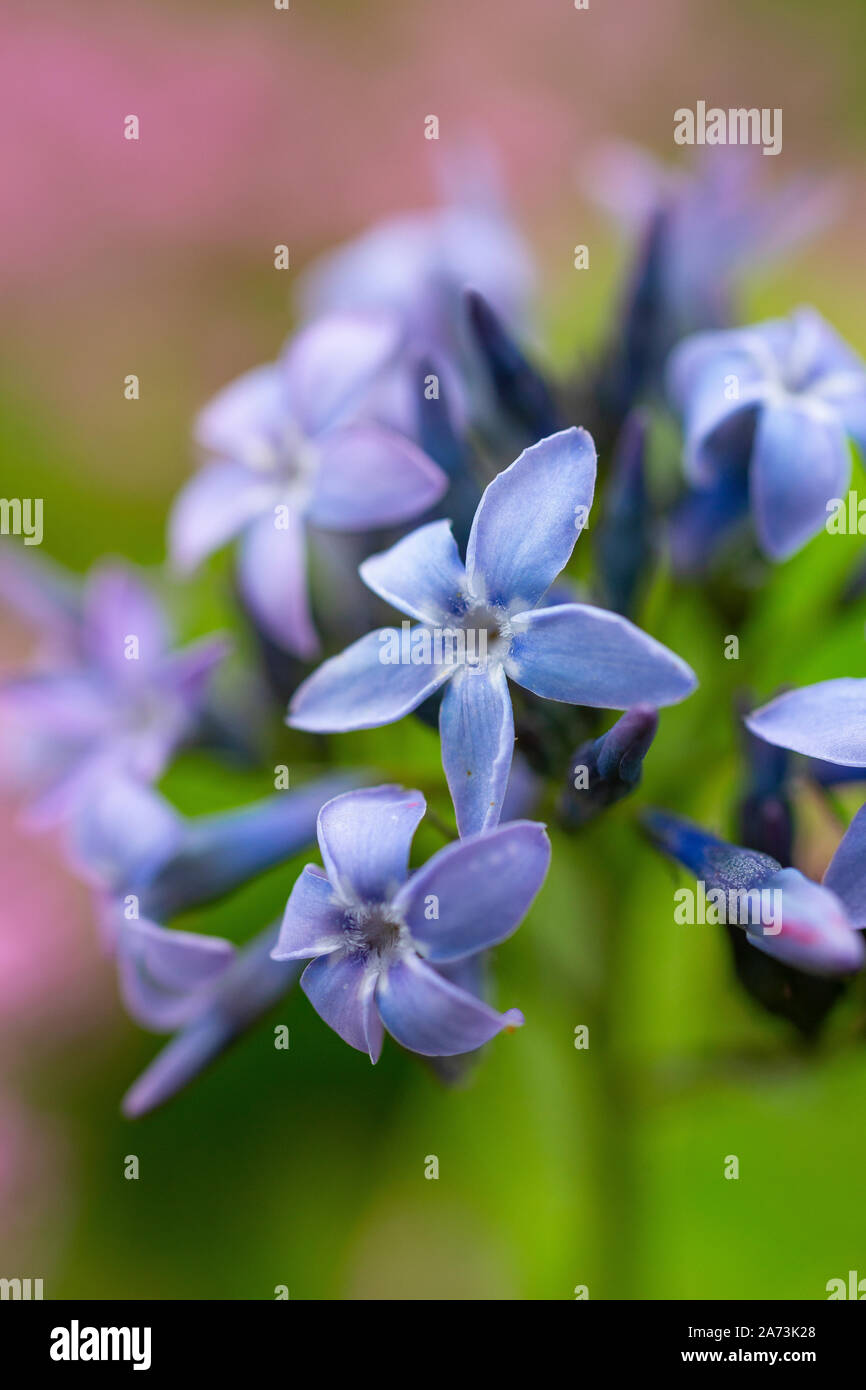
<box><xmin>465</xmin><ymin>427</ymin><xmax>597</xmax><ymax>610</ymax></box>
<box><xmin>506</xmin><ymin>603</ymin><xmax>697</xmax><ymax>708</ymax></box>
<box><xmin>308</xmin><ymin>424</ymin><xmax>446</xmax><ymax>530</ymax></box>
<box><xmin>237</xmin><ymin>508</ymin><xmax>319</xmax><ymax>658</ymax></box>
<box><xmin>393</xmin><ymin>820</ymin><xmax>550</xmax><ymax>961</ymax></box>
<box><xmin>316</xmin><ymin>785</ymin><xmax>425</xmax><ymax>903</ymax></box>
<box><xmin>745</xmin><ymin>680</ymin><xmax>866</xmax><ymax>765</ymax></box>
<box><xmin>750</xmin><ymin>400</ymin><xmax>850</xmax><ymax>559</ymax></box>
<box><xmin>359</xmin><ymin>520</ymin><xmax>468</xmax><ymax>624</ymax></box>
<box><xmin>271</xmin><ymin>865</ymin><xmax>347</xmax><ymax>959</ymax></box>
<box><xmin>283</xmin><ymin>314</ymin><xmax>399</xmax><ymax>437</ymax></box>
<box><xmin>288</xmin><ymin>627</ymin><xmax>453</xmax><ymax>732</ymax></box>
<box><xmin>301</xmin><ymin>950</ymin><xmax>384</xmax><ymax>1060</ymax></box>
<box><xmin>823</xmin><ymin>805</ymin><xmax>866</xmax><ymax>928</ymax></box>
<box><xmin>439</xmin><ymin>664</ymin><xmax>514</xmax><ymax>838</ymax></box>
<box><xmin>376</xmin><ymin>952</ymin><xmax>523</xmax><ymax>1056</ymax></box>
<box><xmin>118</xmin><ymin>918</ymin><xmax>236</xmax><ymax>1033</ymax></box>
<box><xmin>169</xmin><ymin>462</ymin><xmax>272</xmax><ymax>574</ymax></box>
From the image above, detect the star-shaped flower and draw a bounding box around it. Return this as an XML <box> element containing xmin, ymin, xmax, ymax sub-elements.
<box><xmin>669</xmin><ymin>306</ymin><xmax>866</xmax><ymax>560</ymax></box>
<box><xmin>169</xmin><ymin>313</ymin><xmax>447</xmax><ymax>656</ymax></box>
<box><xmin>289</xmin><ymin>428</ymin><xmax>697</xmax><ymax>836</ymax></box>
<box><xmin>0</xmin><ymin>563</ymin><xmax>226</xmax><ymax>828</ymax></box>
<box><xmin>271</xmin><ymin>786</ymin><xmax>550</xmax><ymax>1060</ymax></box>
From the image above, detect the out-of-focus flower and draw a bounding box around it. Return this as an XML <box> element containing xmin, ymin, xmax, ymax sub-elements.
<box><xmin>289</xmin><ymin>429</ymin><xmax>696</xmax><ymax>837</ymax></box>
<box><xmin>68</xmin><ymin>770</ymin><xmax>363</xmax><ymax>922</ymax></box>
<box><xmin>0</xmin><ymin>563</ymin><xmax>226</xmax><ymax>828</ymax></box>
<box><xmin>643</xmin><ymin>808</ymin><xmax>866</xmax><ymax>977</ymax></box>
<box><xmin>299</xmin><ymin>176</ymin><xmax>535</xmax><ymax>433</ymax></box>
<box><xmin>122</xmin><ymin>923</ymin><xmax>300</xmax><ymax>1118</ymax></box>
<box><xmin>669</xmin><ymin>307</ymin><xmax>866</xmax><ymax>560</ymax></box>
<box><xmin>169</xmin><ymin>314</ymin><xmax>447</xmax><ymax>657</ymax></box>
<box><xmin>70</xmin><ymin>769</ymin><xmax>363</xmax><ymax>1021</ymax></box>
<box><xmin>559</xmin><ymin>704</ymin><xmax>658</xmax><ymax>830</ymax></box>
<box><xmin>746</xmin><ymin>679</ymin><xmax>866</xmax><ymax>767</ymax></box>
<box><xmin>584</xmin><ymin>142</ymin><xmax>840</xmax><ymax>387</ymax></box>
<box><xmin>271</xmin><ymin>786</ymin><xmax>549</xmax><ymax>1059</ymax></box>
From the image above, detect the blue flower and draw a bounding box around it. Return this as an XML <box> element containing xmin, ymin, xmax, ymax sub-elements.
<box><xmin>0</xmin><ymin>561</ymin><xmax>226</xmax><ymax>828</ymax></box>
<box><xmin>289</xmin><ymin>428</ymin><xmax>697</xmax><ymax>836</ymax></box>
<box><xmin>668</xmin><ymin>307</ymin><xmax>866</xmax><ymax>560</ymax></box>
<box><xmin>643</xmin><ymin>808</ymin><xmax>866</xmax><ymax>977</ymax></box>
<box><xmin>169</xmin><ymin>313</ymin><xmax>447</xmax><ymax>657</ymax></box>
<box><xmin>271</xmin><ymin>786</ymin><xmax>550</xmax><ymax>1060</ymax></box>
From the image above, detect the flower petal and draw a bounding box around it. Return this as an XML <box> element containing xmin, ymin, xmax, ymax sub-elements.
<box><xmin>117</xmin><ymin>917</ymin><xmax>236</xmax><ymax>1033</ymax></box>
<box><xmin>745</xmin><ymin>680</ymin><xmax>866</xmax><ymax>765</ymax></box>
<box><xmin>68</xmin><ymin>774</ymin><xmax>185</xmax><ymax>891</ymax></box>
<box><xmin>746</xmin><ymin>868</ymin><xmax>865</xmax><ymax>977</ymax></box>
<box><xmin>667</xmin><ymin>334</ymin><xmax>769</xmax><ymax>482</ymax></box>
<box><xmin>288</xmin><ymin>627</ymin><xmax>453</xmax><ymax>732</ymax></box>
<box><xmin>393</xmin><ymin>820</ymin><xmax>550</xmax><ymax>961</ymax></box>
<box><xmin>316</xmin><ymin>785</ymin><xmax>425</xmax><ymax>903</ymax></box>
<box><xmin>506</xmin><ymin>603</ymin><xmax>697</xmax><ymax>708</ymax></box>
<box><xmin>271</xmin><ymin>864</ymin><xmax>347</xmax><ymax>959</ymax></box>
<box><xmin>236</xmin><ymin>508</ymin><xmax>319</xmax><ymax>658</ymax></box>
<box><xmin>308</xmin><ymin>424</ymin><xmax>446</xmax><ymax>530</ymax></box>
<box><xmin>283</xmin><ymin>313</ymin><xmax>399</xmax><ymax>436</ymax></box>
<box><xmin>465</xmin><ymin>427</ymin><xmax>597</xmax><ymax>610</ymax></box>
<box><xmin>123</xmin><ymin>926</ymin><xmax>302</xmax><ymax>1118</ymax></box>
<box><xmin>376</xmin><ymin>952</ymin><xmax>523</xmax><ymax>1056</ymax></box>
<box><xmin>169</xmin><ymin>462</ymin><xmax>272</xmax><ymax>574</ymax></box>
<box><xmin>359</xmin><ymin>519</ymin><xmax>468</xmax><ymax>623</ymax></box>
<box><xmin>822</xmin><ymin>805</ymin><xmax>866</xmax><ymax>928</ymax></box>
<box><xmin>439</xmin><ymin>664</ymin><xmax>514</xmax><ymax>838</ymax></box>
<box><xmin>195</xmin><ymin>363</ymin><xmax>290</xmax><ymax>465</ymax></box>
<box><xmin>750</xmin><ymin>400</ymin><xmax>850</xmax><ymax>560</ymax></box>
<box><xmin>301</xmin><ymin>950</ymin><xmax>383</xmax><ymax>1060</ymax></box>
<box><xmin>83</xmin><ymin>564</ymin><xmax>168</xmax><ymax>679</ymax></box>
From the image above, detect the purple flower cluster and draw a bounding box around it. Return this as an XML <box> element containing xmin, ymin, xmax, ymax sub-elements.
<box><xmin>4</xmin><ymin>142</ymin><xmax>866</xmax><ymax>1118</ymax></box>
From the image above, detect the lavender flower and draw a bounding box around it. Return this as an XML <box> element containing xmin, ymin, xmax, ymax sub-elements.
<box><xmin>669</xmin><ymin>307</ymin><xmax>866</xmax><ymax>560</ymax></box>
<box><xmin>122</xmin><ymin>924</ymin><xmax>300</xmax><ymax>1118</ymax></box>
<box><xmin>299</xmin><ymin>177</ymin><xmax>534</xmax><ymax>433</ymax></box>
<box><xmin>69</xmin><ymin>769</ymin><xmax>362</xmax><ymax>921</ymax></box>
<box><xmin>0</xmin><ymin>562</ymin><xmax>226</xmax><ymax>828</ymax></box>
<box><xmin>643</xmin><ymin>809</ymin><xmax>866</xmax><ymax>977</ymax></box>
<box><xmin>271</xmin><ymin>786</ymin><xmax>550</xmax><ymax>1059</ymax></box>
<box><xmin>289</xmin><ymin>428</ymin><xmax>697</xmax><ymax>836</ymax></box>
<box><xmin>169</xmin><ymin>313</ymin><xmax>447</xmax><ymax>657</ymax></box>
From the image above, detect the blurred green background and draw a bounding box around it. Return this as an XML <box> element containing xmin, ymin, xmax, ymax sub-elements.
<box><xmin>3</xmin><ymin>0</ymin><xmax>866</xmax><ymax>1300</ymax></box>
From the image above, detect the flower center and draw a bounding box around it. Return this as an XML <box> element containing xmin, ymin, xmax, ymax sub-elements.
<box><xmin>456</xmin><ymin>600</ymin><xmax>512</xmax><ymax>669</ymax></box>
<box><xmin>344</xmin><ymin>902</ymin><xmax>406</xmax><ymax>960</ymax></box>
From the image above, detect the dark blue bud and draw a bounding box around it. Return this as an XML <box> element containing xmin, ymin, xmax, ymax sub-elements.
<box><xmin>415</xmin><ymin>355</ymin><xmax>481</xmax><ymax>554</ymax></box>
<box><xmin>465</xmin><ymin>288</ymin><xmax>562</xmax><ymax>442</ymax></box>
<box><xmin>737</xmin><ymin>717</ymin><xmax>793</xmax><ymax>866</ymax></box>
<box><xmin>641</xmin><ymin>809</ymin><xmax>780</xmax><ymax>892</ymax></box>
<box><xmin>594</xmin><ymin>411</ymin><xmax>653</xmax><ymax>616</ymax></box>
<box><xmin>560</xmin><ymin>705</ymin><xmax>658</xmax><ymax>828</ymax></box>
